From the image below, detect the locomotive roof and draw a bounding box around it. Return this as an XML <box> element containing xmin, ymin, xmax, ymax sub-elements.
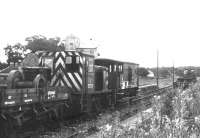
<box><xmin>95</xmin><ymin>58</ymin><xmax>138</xmax><ymax>66</ymax></box>
<box><xmin>35</xmin><ymin>50</ymin><xmax>94</xmax><ymax>57</ymax></box>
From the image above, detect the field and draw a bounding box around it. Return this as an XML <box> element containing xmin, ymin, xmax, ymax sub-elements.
<box><xmin>139</xmin><ymin>77</ymin><xmax>174</xmax><ymax>88</ymax></box>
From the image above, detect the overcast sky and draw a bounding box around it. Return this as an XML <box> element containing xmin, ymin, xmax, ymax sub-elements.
<box><xmin>0</xmin><ymin>0</ymin><xmax>200</xmax><ymax>67</ymax></box>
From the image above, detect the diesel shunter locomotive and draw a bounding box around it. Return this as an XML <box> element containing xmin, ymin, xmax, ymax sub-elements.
<box><xmin>0</xmin><ymin>47</ymin><xmax>139</xmax><ymax>137</ymax></box>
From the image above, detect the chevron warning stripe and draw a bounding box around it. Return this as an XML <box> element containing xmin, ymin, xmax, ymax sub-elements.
<box><xmin>68</xmin><ymin>73</ymin><xmax>81</xmax><ymax>91</ymax></box>
<box><xmin>36</xmin><ymin>51</ymin><xmax>83</xmax><ymax>92</ymax></box>
<box><xmin>75</xmin><ymin>72</ymin><xmax>82</xmax><ymax>85</ymax></box>
<box><xmin>55</xmin><ymin>53</ymin><xmax>65</xmax><ymax>70</ymax></box>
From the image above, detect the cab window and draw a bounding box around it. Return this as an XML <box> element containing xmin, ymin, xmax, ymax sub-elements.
<box><xmin>117</xmin><ymin>65</ymin><xmax>122</xmax><ymax>72</ymax></box>
<box><xmin>43</xmin><ymin>57</ymin><xmax>53</xmax><ymax>69</ymax></box>
<box><xmin>109</xmin><ymin>65</ymin><xmax>112</xmax><ymax>72</ymax></box>
<box><xmin>114</xmin><ymin>65</ymin><xmax>117</xmax><ymax>72</ymax></box>
<box><xmin>76</xmin><ymin>56</ymin><xmax>80</xmax><ymax>64</ymax></box>
<box><xmin>66</xmin><ymin>56</ymin><xmax>72</xmax><ymax>64</ymax></box>
<box><xmin>65</xmin><ymin>56</ymin><xmax>79</xmax><ymax>72</ymax></box>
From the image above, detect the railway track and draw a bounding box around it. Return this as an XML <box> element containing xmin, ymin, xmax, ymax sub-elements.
<box><xmin>116</xmin><ymin>85</ymin><xmax>172</xmax><ymax>107</ymax></box>
<box><xmin>16</xmin><ymin>85</ymin><xmax>173</xmax><ymax>138</ymax></box>
<box><xmin>31</xmin><ymin>85</ymin><xmax>173</xmax><ymax>138</ymax></box>
<box><xmin>10</xmin><ymin>85</ymin><xmax>173</xmax><ymax>138</ymax></box>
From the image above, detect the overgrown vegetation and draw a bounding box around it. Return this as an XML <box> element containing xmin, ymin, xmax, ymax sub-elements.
<box><xmin>98</xmin><ymin>82</ymin><xmax>200</xmax><ymax>138</ymax></box>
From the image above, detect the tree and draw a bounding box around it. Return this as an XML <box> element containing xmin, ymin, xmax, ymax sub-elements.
<box><xmin>4</xmin><ymin>43</ymin><xmax>26</xmax><ymax>65</ymax></box>
<box><xmin>25</xmin><ymin>35</ymin><xmax>65</xmax><ymax>52</ymax></box>
<box><xmin>136</xmin><ymin>67</ymin><xmax>149</xmax><ymax>77</ymax></box>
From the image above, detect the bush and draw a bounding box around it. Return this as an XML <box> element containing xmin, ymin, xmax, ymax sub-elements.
<box><xmin>161</xmin><ymin>90</ymin><xmax>175</xmax><ymax>120</ymax></box>
<box><xmin>136</xmin><ymin>67</ymin><xmax>149</xmax><ymax>77</ymax></box>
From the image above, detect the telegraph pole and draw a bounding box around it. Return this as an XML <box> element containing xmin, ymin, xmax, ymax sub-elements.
<box><xmin>156</xmin><ymin>50</ymin><xmax>159</xmax><ymax>87</ymax></box>
<box><xmin>172</xmin><ymin>61</ymin><xmax>175</xmax><ymax>88</ymax></box>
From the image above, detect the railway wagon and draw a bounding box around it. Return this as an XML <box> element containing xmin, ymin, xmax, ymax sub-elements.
<box><xmin>95</xmin><ymin>58</ymin><xmax>139</xmax><ymax>101</ymax></box>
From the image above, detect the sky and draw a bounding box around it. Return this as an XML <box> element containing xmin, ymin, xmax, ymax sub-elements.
<box><xmin>0</xmin><ymin>0</ymin><xmax>200</xmax><ymax>67</ymax></box>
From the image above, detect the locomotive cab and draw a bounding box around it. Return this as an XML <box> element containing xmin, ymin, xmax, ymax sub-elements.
<box><xmin>65</xmin><ymin>55</ymin><xmax>80</xmax><ymax>72</ymax></box>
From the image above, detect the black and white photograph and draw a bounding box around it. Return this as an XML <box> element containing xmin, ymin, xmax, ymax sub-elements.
<box><xmin>0</xmin><ymin>0</ymin><xmax>200</xmax><ymax>137</ymax></box>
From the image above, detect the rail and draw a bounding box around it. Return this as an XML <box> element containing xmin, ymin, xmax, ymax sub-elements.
<box><xmin>117</xmin><ymin>85</ymin><xmax>173</xmax><ymax>106</ymax></box>
<box><xmin>18</xmin><ymin>85</ymin><xmax>173</xmax><ymax>138</ymax></box>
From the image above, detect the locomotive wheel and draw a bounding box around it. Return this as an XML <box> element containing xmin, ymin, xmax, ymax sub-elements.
<box><xmin>7</xmin><ymin>70</ymin><xmax>24</xmax><ymax>89</ymax></box>
<box><xmin>33</xmin><ymin>74</ymin><xmax>47</xmax><ymax>101</ymax></box>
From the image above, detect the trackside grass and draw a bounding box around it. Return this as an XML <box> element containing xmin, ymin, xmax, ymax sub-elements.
<box><xmin>97</xmin><ymin>81</ymin><xmax>200</xmax><ymax>138</ymax></box>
